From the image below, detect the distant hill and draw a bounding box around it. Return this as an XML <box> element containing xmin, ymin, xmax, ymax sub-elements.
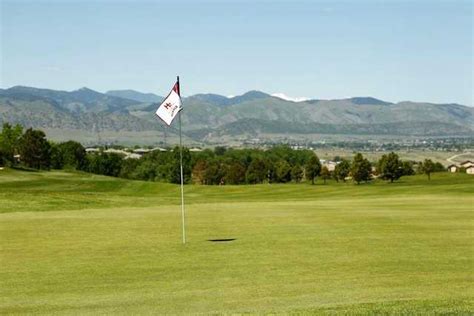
<box><xmin>106</xmin><ymin>90</ymin><xmax>162</xmax><ymax>103</ymax></box>
<box><xmin>2</xmin><ymin>86</ymin><xmax>137</xmax><ymax>113</ymax></box>
<box><xmin>347</xmin><ymin>97</ymin><xmax>393</xmax><ymax>106</ymax></box>
<box><xmin>0</xmin><ymin>86</ymin><xmax>472</xmax><ymax>145</ymax></box>
<box><xmin>185</xmin><ymin>91</ymin><xmax>270</xmax><ymax>107</ymax></box>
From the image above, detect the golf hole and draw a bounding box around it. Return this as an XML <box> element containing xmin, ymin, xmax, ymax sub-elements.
<box><xmin>208</xmin><ymin>238</ymin><xmax>236</xmax><ymax>243</ymax></box>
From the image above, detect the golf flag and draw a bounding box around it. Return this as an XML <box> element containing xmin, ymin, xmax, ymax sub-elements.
<box><xmin>155</xmin><ymin>81</ymin><xmax>182</xmax><ymax>125</ymax></box>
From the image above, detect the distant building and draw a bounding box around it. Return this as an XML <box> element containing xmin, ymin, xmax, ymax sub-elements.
<box><xmin>124</xmin><ymin>153</ymin><xmax>142</xmax><ymax>160</ymax></box>
<box><xmin>460</xmin><ymin>160</ymin><xmax>474</xmax><ymax>168</ymax></box>
<box><xmin>86</xmin><ymin>148</ymin><xmax>146</xmax><ymax>160</ymax></box>
<box><xmin>320</xmin><ymin>159</ymin><xmax>338</xmax><ymax>172</ymax></box>
<box><xmin>326</xmin><ymin>161</ymin><xmax>338</xmax><ymax>172</ymax></box>
<box><xmin>104</xmin><ymin>148</ymin><xmax>128</xmax><ymax>156</ymax></box>
<box><xmin>446</xmin><ymin>161</ymin><xmax>474</xmax><ymax>175</ymax></box>
<box><xmin>447</xmin><ymin>164</ymin><xmax>458</xmax><ymax>173</ymax></box>
<box><xmin>132</xmin><ymin>147</ymin><xmax>167</xmax><ymax>157</ymax></box>
<box><xmin>466</xmin><ymin>166</ymin><xmax>474</xmax><ymax>175</ymax></box>
<box><xmin>133</xmin><ymin>148</ymin><xmax>151</xmax><ymax>155</ymax></box>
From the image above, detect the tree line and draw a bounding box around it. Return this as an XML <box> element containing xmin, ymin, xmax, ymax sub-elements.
<box><xmin>0</xmin><ymin>123</ymin><xmax>446</xmax><ymax>184</ymax></box>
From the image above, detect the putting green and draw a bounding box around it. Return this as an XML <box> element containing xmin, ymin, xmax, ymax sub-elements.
<box><xmin>0</xmin><ymin>169</ymin><xmax>473</xmax><ymax>314</ymax></box>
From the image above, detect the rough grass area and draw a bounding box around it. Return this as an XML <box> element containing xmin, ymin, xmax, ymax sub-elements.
<box><xmin>0</xmin><ymin>169</ymin><xmax>473</xmax><ymax>314</ymax></box>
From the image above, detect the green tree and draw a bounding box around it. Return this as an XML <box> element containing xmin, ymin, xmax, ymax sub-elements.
<box><xmin>140</xmin><ymin>150</ymin><xmax>174</xmax><ymax>181</ymax></box>
<box><xmin>433</xmin><ymin>162</ymin><xmax>445</xmax><ymax>172</ymax></box>
<box><xmin>305</xmin><ymin>154</ymin><xmax>321</xmax><ymax>185</ymax></box>
<box><xmin>377</xmin><ymin>152</ymin><xmax>403</xmax><ymax>183</ymax></box>
<box><xmin>333</xmin><ymin>159</ymin><xmax>350</xmax><ymax>182</ymax></box>
<box><xmin>119</xmin><ymin>158</ymin><xmax>140</xmax><ymax>179</ymax></box>
<box><xmin>0</xmin><ymin>123</ymin><xmax>23</xmax><ymax>166</ymax></box>
<box><xmin>291</xmin><ymin>164</ymin><xmax>303</xmax><ymax>183</ymax></box>
<box><xmin>214</xmin><ymin>146</ymin><xmax>227</xmax><ymax>156</ymax></box>
<box><xmin>225</xmin><ymin>162</ymin><xmax>246</xmax><ymax>184</ymax></box>
<box><xmin>401</xmin><ymin>161</ymin><xmax>415</xmax><ymax>176</ymax></box>
<box><xmin>50</xmin><ymin>141</ymin><xmax>87</xmax><ymax>170</ymax></box>
<box><xmin>420</xmin><ymin>159</ymin><xmax>435</xmax><ymax>180</ymax></box>
<box><xmin>246</xmin><ymin>157</ymin><xmax>267</xmax><ymax>184</ymax></box>
<box><xmin>320</xmin><ymin>166</ymin><xmax>330</xmax><ymax>184</ymax></box>
<box><xmin>351</xmin><ymin>153</ymin><xmax>371</xmax><ymax>184</ymax></box>
<box><xmin>192</xmin><ymin>160</ymin><xmax>208</xmax><ymax>184</ymax></box>
<box><xmin>58</xmin><ymin>141</ymin><xmax>86</xmax><ymax>170</ymax></box>
<box><xmin>0</xmin><ymin>148</ymin><xmax>5</xmax><ymax>166</ymax></box>
<box><xmin>132</xmin><ymin>160</ymin><xmax>157</xmax><ymax>181</ymax></box>
<box><xmin>265</xmin><ymin>158</ymin><xmax>277</xmax><ymax>183</ymax></box>
<box><xmin>275</xmin><ymin>160</ymin><xmax>291</xmax><ymax>183</ymax></box>
<box><xmin>86</xmin><ymin>153</ymin><xmax>122</xmax><ymax>177</ymax></box>
<box><xmin>204</xmin><ymin>158</ymin><xmax>225</xmax><ymax>185</ymax></box>
<box><xmin>18</xmin><ymin>128</ymin><xmax>51</xmax><ymax>170</ymax></box>
<box><xmin>50</xmin><ymin>143</ymin><xmax>64</xmax><ymax>169</ymax></box>
<box><xmin>169</xmin><ymin>146</ymin><xmax>192</xmax><ymax>184</ymax></box>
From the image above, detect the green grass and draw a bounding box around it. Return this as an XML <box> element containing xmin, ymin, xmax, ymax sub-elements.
<box><xmin>0</xmin><ymin>168</ymin><xmax>473</xmax><ymax>314</ymax></box>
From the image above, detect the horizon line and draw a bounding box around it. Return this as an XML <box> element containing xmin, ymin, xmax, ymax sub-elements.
<box><xmin>0</xmin><ymin>84</ymin><xmax>471</xmax><ymax>107</ymax></box>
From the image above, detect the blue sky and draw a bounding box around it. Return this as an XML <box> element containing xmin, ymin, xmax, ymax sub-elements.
<box><xmin>1</xmin><ymin>0</ymin><xmax>472</xmax><ymax>105</ymax></box>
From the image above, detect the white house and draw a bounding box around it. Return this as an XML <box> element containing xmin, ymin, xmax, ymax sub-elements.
<box><xmin>466</xmin><ymin>165</ymin><xmax>474</xmax><ymax>175</ymax></box>
<box><xmin>460</xmin><ymin>160</ymin><xmax>474</xmax><ymax>168</ymax></box>
<box><xmin>447</xmin><ymin>164</ymin><xmax>458</xmax><ymax>173</ymax></box>
<box><xmin>124</xmin><ymin>153</ymin><xmax>142</xmax><ymax>160</ymax></box>
<box><xmin>104</xmin><ymin>148</ymin><xmax>129</xmax><ymax>156</ymax></box>
<box><xmin>320</xmin><ymin>160</ymin><xmax>338</xmax><ymax>172</ymax></box>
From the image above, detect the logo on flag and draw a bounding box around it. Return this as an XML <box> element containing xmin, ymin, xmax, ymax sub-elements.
<box><xmin>156</xmin><ymin>81</ymin><xmax>182</xmax><ymax>125</ymax></box>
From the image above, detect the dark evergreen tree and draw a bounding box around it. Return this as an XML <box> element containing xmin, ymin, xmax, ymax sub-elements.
<box><xmin>246</xmin><ymin>157</ymin><xmax>267</xmax><ymax>184</ymax></box>
<box><xmin>275</xmin><ymin>160</ymin><xmax>291</xmax><ymax>183</ymax></box>
<box><xmin>50</xmin><ymin>143</ymin><xmax>64</xmax><ymax>169</ymax></box>
<box><xmin>305</xmin><ymin>154</ymin><xmax>321</xmax><ymax>185</ymax></box>
<box><xmin>58</xmin><ymin>141</ymin><xmax>86</xmax><ymax>170</ymax></box>
<box><xmin>433</xmin><ymin>162</ymin><xmax>445</xmax><ymax>172</ymax></box>
<box><xmin>401</xmin><ymin>161</ymin><xmax>415</xmax><ymax>176</ymax></box>
<box><xmin>18</xmin><ymin>128</ymin><xmax>51</xmax><ymax>170</ymax></box>
<box><xmin>333</xmin><ymin>159</ymin><xmax>351</xmax><ymax>182</ymax></box>
<box><xmin>351</xmin><ymin>153</ymin><xmax>372</xmax><ymax>184</ymax></box>
<box><xmin>291</xmin><ymin>164</ymin><xmax>303</xmax><ymax>183</ymax></box>
<box><xmin>377</xmin><ymin>152</ymin><xmax>403</xmax><ymax>183</ymax></box>
<box><xmin>214</xmin><ymin>146</ymin><xmax>227</xmax><ymax>156</ymax></box>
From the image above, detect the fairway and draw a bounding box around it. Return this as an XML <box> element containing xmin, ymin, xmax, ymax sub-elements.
<box><xmin>1</xmin><ymin>169</ymin><xmax>473</xmax><ymax>314</ymax></box>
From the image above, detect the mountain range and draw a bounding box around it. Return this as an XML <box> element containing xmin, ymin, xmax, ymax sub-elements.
<box><xmin>0</xmin><ymin>86</ymin><xmax>472</xmax><ymax>145</ymax></box>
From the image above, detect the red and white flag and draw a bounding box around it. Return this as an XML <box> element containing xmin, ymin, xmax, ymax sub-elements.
<box><xmin>155</xmin><ymin>81</ymin><xmax>182</xmax><ymax>125</ymax></box>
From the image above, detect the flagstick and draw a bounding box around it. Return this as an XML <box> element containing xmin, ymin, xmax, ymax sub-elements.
<box><xmin>178</xmin><ymin>77</ymin><xmax>186</xmax><ymax>244</ymax></box>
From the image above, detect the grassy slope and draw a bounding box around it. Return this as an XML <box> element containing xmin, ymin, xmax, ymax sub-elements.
<box><xmin>0</xmin><ymin>169</ymin><xmax>473</xmax><ymax>314</ymax></box>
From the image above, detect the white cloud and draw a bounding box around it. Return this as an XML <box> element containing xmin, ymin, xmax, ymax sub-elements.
<box><xmin>227</xmin><ymin>95</ymin><xmax>235</xmax><ymax>98</ymax></box>
<box><xmin>271</xmin><ymin>93</ymin><xmax>309</xmax><ymax>102</ymax></box>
